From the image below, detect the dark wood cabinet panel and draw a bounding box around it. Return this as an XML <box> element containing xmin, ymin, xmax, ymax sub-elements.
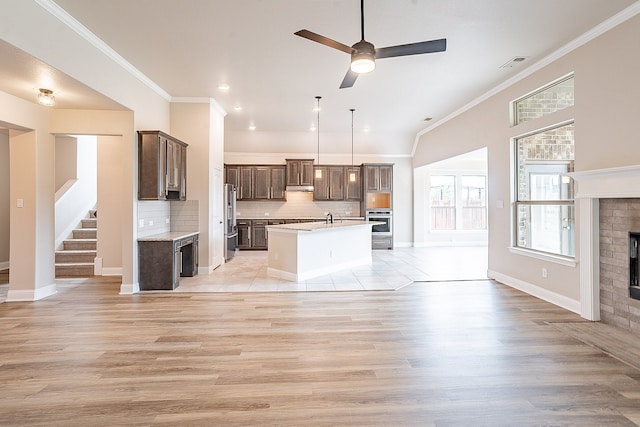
<box><xmin>238</xmin><ymin>166</ymin><xmax>253</xmax><ymax>200</ymax></box>
<box><xmin>286</xmin><ymin>159</ymin><xmax>315</xmax><ymax>186</ymax></box>
<box><xmin>271</xmin><ymin>166</ymin><xmax>286</xmax><ymax>200</ymax></box>
<box><xmin>345</xmin><ymin>167</ymin><xmax>361</xmax><ymax>201</ymax></box>
<box><xmin>253</xmin><ymin>166</ymin><xmax>271</xmax><ymax>199</ymax></box>
<box><xmin>138</xmin><ymin>233</ymin><xmax>198</xmax><ymax>291</ymax></box>
<box><xmin>236</xmin><ymin>220</ymin><xmax>251</xmax><ymax>249</ymax></box>
<box><xmin>379</xmin><ymin>165</ymin><xmax>393</xmax><ymax>192</ymax></box>
<box><xmin>314</xmin><ymin>166</ymin><xmax>348</xmax><ymax>201</ymax></box>
<box><xmin>251</xmin><ymin>220</ymin><xmax>268</xmax><ymax>249</ymax></box>
<box><xmin>138</xmin><ymin>130</ymin><xmax>187</xmax><ymax>201</ymax></box>
<box><xmin>363</xmin><ymin>164</ymin><xmax>393</xmax><ymax>193</ymax></box>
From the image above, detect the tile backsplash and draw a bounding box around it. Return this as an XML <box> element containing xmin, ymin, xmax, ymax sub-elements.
<box><xmin>137</xmin><ymin>200</ymin><xmax>200</xmax><ymax>237</ymax></box>
<box><xmin>237</xmin><ymin>191</ymin><xmax>360</xmax><ymax>219</ymax></box>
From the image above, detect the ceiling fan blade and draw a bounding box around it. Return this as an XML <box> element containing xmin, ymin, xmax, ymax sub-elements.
<box><xmin>294</xmin><ymin>29</ymin><xmax>354</xmax><ymax>54</ymax></box>
<box><xmin>375</xmin><ymin>38</ymin><xmax>447</xmax><ymax>59</ymax></box>
<box><xmin>340</xmin><ymin>69</ymin><xmax>359</xmax><ymax>89</ymax></box>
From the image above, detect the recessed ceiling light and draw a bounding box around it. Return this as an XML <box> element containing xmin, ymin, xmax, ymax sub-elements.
<box><xmin>248</xmin><ymin>123</ymin><xmax>256</xmax><ymax>131</ymax></box>
<box><xmin>234</xmin><ymin>105</ymin><xmax>242</xmax><ymax>111</ymax></box>
<box><xmin>217</xmin><ymin>84</ymin><xmax>230</xmax><ymax>92</ymax></box>
<box><xmin>310</xmin><ymin>125</ymin><xmax>316</xmax><ymax>132</ymax></box>
<box><xmin>363</xmin><ymin>127</ymin><xmax>370</xmax><ymax>133</ymax></box>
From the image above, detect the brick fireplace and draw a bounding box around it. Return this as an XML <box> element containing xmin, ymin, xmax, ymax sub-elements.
<box><xmin>599</xmin><ymin>198</ymin><xmax>640</xmax><ymax>333</ymax></box>
<box><xmin>571</xmin><ymin>165</ymin><xmax>640</xmax><ymax>336</ymax></box>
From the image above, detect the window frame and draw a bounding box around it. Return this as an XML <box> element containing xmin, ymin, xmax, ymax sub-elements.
<box><xmin>511</xmin><ymin>120</ymin><xmax>576</xmax><ymax>262</ymax></box>
<box><xmin>429</xmin><ymin>172</ymin><xmax>488</xmax><ymax>232</ymax></box>
<box><xmin>510</xmin><ymin>73</ymin><xmax>574</xmax><ymax>127</ymax></box>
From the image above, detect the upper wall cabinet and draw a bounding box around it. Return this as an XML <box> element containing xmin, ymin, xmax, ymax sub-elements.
<box><xmin>286</xmin><ymin>159</ymin><xmax>314</xmax><ymax>187</ymax></box>
<box><xmin>226</xmin><ymin>165</ymin><xmax>286</xmax><ymax>201</ymax></box>
<box><xmin>138</xmin><ymin>130</ymin><xmax>187</xmax><ymax>201</ymax></box>
<box><xmin>363</xmin><ymin>164</ymin><xmax>393</xmax><ymax>192</ymax></box>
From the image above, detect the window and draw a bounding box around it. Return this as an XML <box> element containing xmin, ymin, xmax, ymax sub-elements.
<box><xmin>514</xmin><ymin>123</ymin><xmax>575</xmax><ymax>257</ymax></box>
<box><xmin>430</xmin><ymin>174</ymin><xmax>487</xmax><ymax>231</ymax></box>
<box><xmin>513</xmin><ymin>75</ymin><xmax>574</xmax><ymax>125</ymax></box>
<box><xmin>461</xmin><ymin>175</ymin><xmax>487</xmax><ymax>230</ymax></box>
<box><xmin>430</xmin><ymin>175</ymin><xmax>455</xmax><ymax>230</ymax></box>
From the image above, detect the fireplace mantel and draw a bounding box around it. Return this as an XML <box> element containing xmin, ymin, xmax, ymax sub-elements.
<box><xmin>568</xmin><ymin>164</ymin><xmax>640</xmax><ymax>321</ymax></box>
<box><xmin>570</xmin><ymin>165</ymin><xmax>640</xmax><ymax>199</ymax></box>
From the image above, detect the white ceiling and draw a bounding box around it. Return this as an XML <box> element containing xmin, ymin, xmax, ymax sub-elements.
<box><xmin>1</xmin><ymin>0</ymin><xmax>637</xmax><ymax>154</ymax></box>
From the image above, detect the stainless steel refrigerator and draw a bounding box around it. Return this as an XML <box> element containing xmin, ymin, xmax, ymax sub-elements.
<box><xmin>223</xmin><ymin>183</ymin><xmax>237</xmax><ymax>261</ymax></box>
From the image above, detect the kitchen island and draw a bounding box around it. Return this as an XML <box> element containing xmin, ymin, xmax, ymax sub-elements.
<box><xmin>266</xmin><ymin>220</ymin><xmax>375</xmax><ymax>281</ymax></box>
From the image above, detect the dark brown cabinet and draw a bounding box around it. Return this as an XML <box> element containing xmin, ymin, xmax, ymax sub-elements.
<box><xmin>286</xmin><ymin>159</ymin><xmax>314</xmax><ymax>187</ymax></box>
<box><xmin>313</xmin><ymin>166</ymin><xmax>345</xmax><ymax>200</ymax></box>
<box><xmin>138</xmin><ymin>233</ymin><xmax>198</xmax><ymax>291</ymax></box>
<box><xmin>253</xmin><ymin>166</ymin><xmax>286</xmax><ymax>200</ymax></box>
<box><xmin>138</xmin><ymin>130</ymin><xmax>187</xmax><ymax>201</ymax></box>
<box><xmin>236</xmin><ymin>220</ymin><xmax>251</xmax><ymax>249</ymax></box>
<box><xmin>251</xmin><ymin>220</ymin><xmax>268</xmax><ymax>249</ymax></box>
<box><xmin>363</xmin><ymin>164</ymin><xmax>393</xmax><ymax>192</ymax></box>
<box><xmin>226</xmin><ymin>165</ymin><xmax>285</xmax><ymax>200</ymax></box>
<box><xmin>345</xmin><ymin>166</ymin><xmax>361</xmax><ymax>201</ymax></box>
<box><xmin>226</xmin><ymin>165</ymin><xmax>253</xmax><ymax>200</ymax></box>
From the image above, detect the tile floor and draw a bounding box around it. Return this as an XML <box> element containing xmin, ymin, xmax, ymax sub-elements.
<box><xmin>176</xmin><ymin>246</ymin><xmax>488</xmax><ymax>293</ymax></box>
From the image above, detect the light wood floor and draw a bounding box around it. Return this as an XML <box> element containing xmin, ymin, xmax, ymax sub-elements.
<box><xmin>1</xmin><ymin>276</ymin><xmax>639</xmax><ymax>426</ymax></box>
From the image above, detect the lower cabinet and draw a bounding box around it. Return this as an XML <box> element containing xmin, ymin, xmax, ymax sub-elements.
<box><xmin>138</xmin><ymin>233</ymin><xmax>199</xmax><ymax>290</ymax></box>
<box><xmin>251</xmin><ymin>220</ymin><xmax>268</xmax><ymax>249</ymax></box>
<box><xmin>236</xmin><ymin>220</ymin><xmax>251</xmax><ymax>249</ymax></box>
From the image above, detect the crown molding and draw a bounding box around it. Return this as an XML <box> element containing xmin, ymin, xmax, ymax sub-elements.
<box><xmin>35</xmin><ymin>0</ymin><xmax>171</xmax><ymax>101</ymax></box>
<box><xmin>411</xmin><ymin>2</ymin><xmax>640</xmax><ymax>157</ymax></box>
<box><xmin>171</xmin><ymin>97</ymin><xmax>228</xmax><ymax>116</ymax></box>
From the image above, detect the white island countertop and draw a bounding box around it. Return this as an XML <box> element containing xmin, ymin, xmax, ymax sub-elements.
<box><xmin>266</xmin><ymin>220</ymin><xmax>373</xmax><ymax>232</ymax></box>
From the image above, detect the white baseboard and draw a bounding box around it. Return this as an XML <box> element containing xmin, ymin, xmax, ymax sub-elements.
<box><xmin>413</xmin><ymin>241</ymin><xmax>489</xmax><ymax>247</ymax></box>
<box><xmin>487</xmin><ymin>269</ymin><xmax>581</xmax><ymax>314</ymax></box>
<box><xmin>0</xmin><ymin>261</ymin><xmax>9</xmax><ymax>271</ymax></box>
<box><xmin>6</xmin><ymin>283</ymin><xmax>57</xmax><ymax>302</ymax></box>
<box><xmin>119</xmin><ymin>282</ymin><xmax>140</xmax><ymax>294</ymax></box>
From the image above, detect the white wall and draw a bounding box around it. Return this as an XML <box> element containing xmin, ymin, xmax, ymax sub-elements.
<box><xmin>54</xmin><ymin>136</ymin><xmax>77</xmax><ymax>191</ymax></box>
<box><xmin>412</xmin><ymin>13</ymin><xmax>640</xmax><ymax>309</ymax></box>
<box><xmin>0</xmin><ymin>132</ymin><xmax>9</xmax><ymax>269</ymax></box>
<box><xmin>414</xmin><ymin>148</ymin><xmax>488</xmax><ymax>246</ymax></box>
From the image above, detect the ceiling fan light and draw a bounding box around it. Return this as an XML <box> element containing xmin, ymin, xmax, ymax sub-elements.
<box><xmin>350</xmin><ymin>56</ymin><xmax>375</xmax><ymax>74</ymax></box>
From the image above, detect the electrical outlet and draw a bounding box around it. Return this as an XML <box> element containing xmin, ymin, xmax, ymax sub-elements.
<box><xmin>542</xmin><ymin>268</ymin><xmax>548</xmax><ymax>278</ymax></box>
<box><xmin>138</xmin><ymin>219</ymin><xmax>144</xmax><ymax>228</ymax></box>
<box><xmin>148</xmin><ymin>220</ymin><xmax>154</xmax><ymax>226</ymax></box>
<box><xmin>165</xmin><ymin>218</ymin><xmax>170</xmax><ymax>224</ymax></box>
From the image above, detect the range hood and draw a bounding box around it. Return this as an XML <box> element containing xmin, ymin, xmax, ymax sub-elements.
<box><xmin>286</xmin><ymin>185</ymin><xmax>314</xmax><ymax>192</ymax></box>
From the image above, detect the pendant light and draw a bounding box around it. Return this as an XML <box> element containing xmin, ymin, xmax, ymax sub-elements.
<box><xmin>349</xmin><ymin>108</ymin><xmax>357</xmax><ymax>182</ymax></box>
<box><xmin>315</xmin><ymin>96</ymin><xmax>322</xmax><ymax>179</ymax></box>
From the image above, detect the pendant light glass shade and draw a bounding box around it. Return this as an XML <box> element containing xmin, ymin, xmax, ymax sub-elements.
<box><xmin>349</xmin><ymin>108</ymin><xmax>357</xmax><ymax>182</ymax></box>
<box><xmin>315</xmin><ymin>96</ymin><xmax>322</xmax><ymax>179</ymax></box>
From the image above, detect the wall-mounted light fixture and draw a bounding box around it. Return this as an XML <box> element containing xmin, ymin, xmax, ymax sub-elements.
<box><xmin>315</xmin><ymin>96</ymin><xmax>322</xmax><ymax>179</ymax></box>
<box><xmin>37</xmin><ymin>88</ymin><xmax>55</xmax><ymax>107</ymax></box>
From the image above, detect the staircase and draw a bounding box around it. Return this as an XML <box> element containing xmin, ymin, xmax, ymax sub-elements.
<box><xmin>55</xmin><ymin>210</ymin><xmax>97</xmax><ymax>277</ymax></box>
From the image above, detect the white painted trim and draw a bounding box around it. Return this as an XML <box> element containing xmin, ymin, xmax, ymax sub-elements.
<box><xmin>578</xmin><ymin>198</ymin><xmax>600</xmax><ymax>321</ymax></box>
<box><xmin>488</xmin><ymin>270</ymin><xmax>581</xmax><ymax>315</ymax></box>
<box><xmin>6</xmin><ymin>283</ymin><xmax>57</xmax><ymax>302</ymax></box>
<box><xmin>0</xmin><ymin>261</ymin><xmax>9</xmax><ymax>271</ymax></box>
<box><xmin>54</xmin><ymin>178</ymin><xmax>78</xmax><ymax>202</ymax></box>
<box><xmin>94</xmin><ymin>257</ymin><xmax>102</xmax><ymax>275</ymax></box>
<box><xmin>35</xmin><ymin>0</ymin><xmax>171</xmax><ymax>101</ymax></box>
<box><xmin>508</xmin><ymin>247</ymin><xmax>577</xmax><ymax>267</ymax></box>
<box><xmin>413</xmin><ymin>241</ymin><xmax>488</xmax><ymax>248</ymax></box>
<box><xmin>224</xmin><ymin>151</ymin><xmax>412</xmax><ymax>159</ymax></box>
<box><xmin>171</xmin><ymin>97</ymin><xmax>228</xmax><ymax>117</ymax></box>
<box><xmin>119</xmin><ymin>282</ymin><xmax>140</xmax><ymax>295</ymax></box>
<box><xmin>570</xmin><ymin>165</ymin><xmax>640</xmax><ymax>198</ymax></box>
<box><xmin>411</xmin><ymin>2</ymin><xmax>640</xmax><ymax>156</ymax></box>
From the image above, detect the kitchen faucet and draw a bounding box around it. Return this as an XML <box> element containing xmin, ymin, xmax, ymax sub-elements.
<box><xmin>326</xmin><ymin>212</ymin><xmax>334</xmax><ymax>224</ymax></box>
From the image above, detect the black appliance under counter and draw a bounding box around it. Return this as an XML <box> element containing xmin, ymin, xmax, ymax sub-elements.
<box><xmin>138</xmin><ymin>231</ymin><xmax>199</xmax><ymax>290</ymax></box>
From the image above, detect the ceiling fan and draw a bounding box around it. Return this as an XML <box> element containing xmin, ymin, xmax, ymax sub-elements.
<box><xmin>294</xmin><ymin>0</ymin><xmax>447</xmax><ymax>89</ymax></box>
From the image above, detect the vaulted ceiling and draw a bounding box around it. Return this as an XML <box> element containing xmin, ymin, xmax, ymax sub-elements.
<box><xmin>1</xmin><ymin>0</ymin><xmax>637</xmax><ymax>155</ymax></box>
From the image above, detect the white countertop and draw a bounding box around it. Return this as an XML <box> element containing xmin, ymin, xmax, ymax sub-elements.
<box><xmin>138</xmin><ymin>231</ymin><xmax>199</xmax><ymax>242</ymax></box>
<box><xmin>266</xmin><ymin>220</ymin><xmax>374</xmax><ymax>232</ymax></box>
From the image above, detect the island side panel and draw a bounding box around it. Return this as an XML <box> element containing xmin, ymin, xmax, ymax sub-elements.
<box><xmin>267</xmin><ymin>230</ymin><xmax>300</xmax><ymax>281</ymax></box>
